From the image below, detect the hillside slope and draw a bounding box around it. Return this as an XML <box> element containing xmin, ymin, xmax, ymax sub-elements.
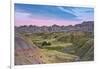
<box><xmin>15</xmin><ymin>35</ymin><xmax>45</xmax><ymax>65</ymax></box>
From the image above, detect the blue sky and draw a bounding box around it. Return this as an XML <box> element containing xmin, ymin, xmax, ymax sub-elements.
<box><xmin>15</xmin><ymin>3</ymin><xmax>94</xmax><ymax>26</ymax></box>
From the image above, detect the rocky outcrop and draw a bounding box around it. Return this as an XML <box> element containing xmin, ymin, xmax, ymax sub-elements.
<box><xmin>15</xmin><ymin>21</ymin><xmax>94</xmax><ymax>33</ymax></box>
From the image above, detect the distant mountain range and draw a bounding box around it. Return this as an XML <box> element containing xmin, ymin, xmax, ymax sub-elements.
<box><xmin>15</xmin><ymin>21</ymin><xmax>94</xmax><ymax>33</ymax></box>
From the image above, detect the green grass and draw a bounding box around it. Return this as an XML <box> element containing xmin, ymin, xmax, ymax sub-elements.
<box><xmin>41</xmin><ymin>49</ymin><xmax>79</xmax><ymax>63</ymax></box>
<box><xmin>21</xmin><ymin>31</ymin><xmax>94</xmax><ymax>63</ymax></box>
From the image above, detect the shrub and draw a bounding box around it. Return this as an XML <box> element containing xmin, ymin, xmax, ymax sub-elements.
<box><xmin>42</xmin><ymin>41</ymin><xmax>51</xmax><ymax>46</ymax></box>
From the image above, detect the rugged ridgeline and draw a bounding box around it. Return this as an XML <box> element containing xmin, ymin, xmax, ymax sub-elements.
<box><xmin>15</xmin><ymin>21</ymin><xmax>94</xmax><ymax>65</ymax></box>
<box><xmin>15</xmin><ymin>21</ymin><xmax>94</xmax><ymax>33</ymax></box>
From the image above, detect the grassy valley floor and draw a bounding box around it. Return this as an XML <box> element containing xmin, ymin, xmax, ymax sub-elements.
<box><xmin>15</xmin><ymin>31</ymin><xmax>94</xmax><ymax>64</ymax></box>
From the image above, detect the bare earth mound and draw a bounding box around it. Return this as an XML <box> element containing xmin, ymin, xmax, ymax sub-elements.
<box><xmin>15</xmin><ymin>36</ymin><xmax>45</xmax><ymax>65</ymax></box>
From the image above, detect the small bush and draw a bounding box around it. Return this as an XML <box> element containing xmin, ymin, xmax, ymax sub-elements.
<box><xmin>42</xmin><ymin>41</ymin><xmax>51</xmax><ymax>46</ymax></box>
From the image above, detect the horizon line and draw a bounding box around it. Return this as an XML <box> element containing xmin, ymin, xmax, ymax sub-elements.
<box><xmin>15</xmin><ymin>21</ymin><xmax>94</xmax><ymax>27</ymax></box>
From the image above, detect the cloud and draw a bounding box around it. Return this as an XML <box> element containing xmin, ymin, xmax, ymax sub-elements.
<box><xmin>58</xmin><ymin>7</ymin><xmax>83</xmax><ymax>21</ymax></box>
<box><xmin>58</xmin><ymin>7</ymin><xmax>76</xmax><ymax>16</ymax></box>
<box><xmin>15</xmin><ymin>10</ymin><xmax>33</xmax><ymax>21</ymax></box>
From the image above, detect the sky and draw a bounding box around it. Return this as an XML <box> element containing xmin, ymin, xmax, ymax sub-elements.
<box><xmin>15</xmin><ymin>3</ymin><xmax>94</xmax><ymax>26</ymax></box>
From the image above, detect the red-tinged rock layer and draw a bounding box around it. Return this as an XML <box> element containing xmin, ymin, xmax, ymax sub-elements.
<box><xmin>15</xmin><ymin>36</ymin><xmax>44</xmax><ymax>65</ymax></box>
